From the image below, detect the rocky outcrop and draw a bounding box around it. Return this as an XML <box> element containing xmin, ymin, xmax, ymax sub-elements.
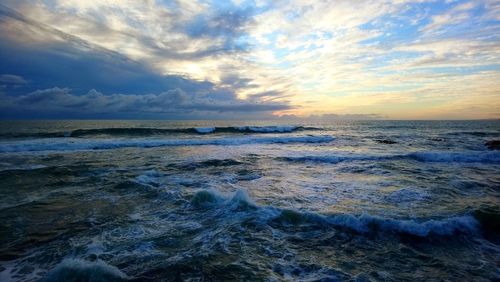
<box><xmin>375</xmin><ymin>139</ymin><xmax>398</xmax><ymax>144</ymax></box>
<box><xmin>485</xmin><ymin>140</ymin><xmax>500</xmax><ymax>150</ymax></box>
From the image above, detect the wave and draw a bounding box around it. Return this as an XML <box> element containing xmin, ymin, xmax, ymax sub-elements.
<box><xmin>385</xmin><ymin>188</ymin><xmax>430</xmax><ymax>203</ymax></box>
<box><xmin>0</xmin><ymin>135</ymin><xmax>335</xmax><ymax>153</ymax></box>
<box><xmin>446</xmin><ymin>131</ymin><xmax>500</xmax><ymax>137</ymax></box>
<box><xmin>407</xmin><ymin>151</ymin><xmax>500</xmax><ymax>163</ymax></box>
<box><xmin>191</xmin><ymin>189</ymin><xmax>481</xmax><ymax>238</ymax></box>
<box><xmin>0</xmin><ymin>125</ymin><xmax>319</xmax><ymax>139</ymax></box>
<box><xmin>271</xmin><ymin>209</ymin><xmax>478</xmax><ymax>237</ymax></box>
<box><xmin>0</xmin><ymin>164</ymin><xmax>47</xmax><ymax>172</ymax></box>
<box><xmin>41</xmin><ymin>258</ymin><xmax>127</xmax><ymax>282</ymax></box>
<box><xmin>473</xmin><ymin>207</ymin><xmax>500</xmax><ymax>240</ymax></box>
<box><xmin>322</xmin><ymin>214</ymin><xmax>478</xmax><ymax>237</ymax></box>
<box><xmin>282</xmin><ymin>151</ymin><xmax>500</xmax><ymax>164</ymax></box>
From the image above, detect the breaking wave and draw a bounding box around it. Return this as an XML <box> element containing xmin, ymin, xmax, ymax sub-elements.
<box><xmin>282</xmin><ymin>151</ymin><xmax>500</xmax><ymax>164</ymax></box>
<box><xmin>1</xmin><ymin>125</ymin><xmax>319</xmax><ymax>139</ymax></box>
<box><xmin>407</xmin><ymin>151</ymin><xmax>500</xmax><ymax>163</ymax></box>
<box><xmin>190</xmin><ymin>189</ymin><xmax>481</xmax><ymax>238</ymax></box>
<box><xmin>0</xmin><ymin>135</ymin><xmax>335</xmax><ymax>153</ymax></box>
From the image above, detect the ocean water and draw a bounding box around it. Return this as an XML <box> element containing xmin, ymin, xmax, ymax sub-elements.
<box><xmin>0</xmin><ymin>120</ymin><xmax>498</xmax><ymax>281</ymax></box>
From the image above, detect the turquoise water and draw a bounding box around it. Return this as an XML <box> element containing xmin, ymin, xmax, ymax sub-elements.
<box><xmin>0</xmin><ymin>120</ymin><xmax>499</xmax><ymax>281</ymax></box>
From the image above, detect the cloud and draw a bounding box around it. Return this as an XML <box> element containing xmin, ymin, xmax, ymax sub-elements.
<box><xmin>277</xmin><ymin>113</ymin><xmax>385</xmax><ymax>121</ymax></box>
<box><xmin>183</xmin><ymin>5</ymin><xmax>255</xmax><ymax>41</ymax></box>
<box><xmin>0</xmin><ymin>74</ymin><xmax>26</xmax><ymax>84</ymax></box>
<box><xmin>0</xmin><ymin>4</ymin><xmax>216</xmax><ymax>94</ymax></box>
<box><xmin>420</xmin><ymin>1</ymin><xmax>477</xmax><ymax>34</ymax></box>
<box><xmin>0</xmin><ymin>3</ymin><xmax>291</xmax><ymax>119</ymax></box>
<box><xmin>0</xmin><ymin>87</ymin><xmax>291</xmax><ymax>119</ymax></box>
<box><xmin>0</xmin><ymin>1</ymin><xmax>498</xmax><ymax>120</ymax></box>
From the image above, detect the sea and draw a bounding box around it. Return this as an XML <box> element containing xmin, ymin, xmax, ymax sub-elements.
<box><xmin>0</xmin><ymin>120</ymin><xmax>498</xmax><ymax>281</ymax></box>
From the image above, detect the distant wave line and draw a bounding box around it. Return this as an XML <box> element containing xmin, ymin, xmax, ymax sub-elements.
<box><xmin>0</xmin><ymin>135</ymin><xmax>335</xmax><ymax>153</ymax></box>
<box><xmin>0</xmin><ymin>125</ymin><xmax>321</xmax><ymax>139</ymax></box>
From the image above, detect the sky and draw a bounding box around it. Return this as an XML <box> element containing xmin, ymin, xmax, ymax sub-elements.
<box><xmin>0</xmin><ymin>0</ymin><xmax>499</xmax><ymax>120</ymax></box>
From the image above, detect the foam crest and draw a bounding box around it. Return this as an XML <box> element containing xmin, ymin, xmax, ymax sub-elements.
<box><xmin>191</xmin><ymin>188</ymin><xmax>480</xmax><ymax>238</ymax></box>
<box><xmin>134</xmin><ymin>170</ymin><xmax>162</xmax><ymax>186</ymax></box>
<box><xmin>191</xmin><ymin>188</ymin><xmax>257</xmax><ymax>210</ymax></box>
<box><xmin>385</xmin><ymin>188</ymin><xmax>430</xmax><ymax>203</ymax></box>
<box><xmin>274</xmin><ymin>209</ymin><xmax>479</xmax><ymax>236</ymax></box>
<box><xmin>227</xmin><ymin>188</ymin><xmax>257</xmax><ymax>209</ymax></box>
<box><xmin>283</xmin><ymin>154</ymin><xmax>397</xmax><ymax>164</ymax></box>
<box><xmin>191</xmin><ymin>189</ymin><xmax>224</xmax><ymax>207</ymax></box>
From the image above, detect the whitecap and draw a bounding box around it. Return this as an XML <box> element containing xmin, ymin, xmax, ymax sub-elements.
<box><xmin>0</xmin><ymin>135</ymin><xmax>335</xmax><ymax>153</ymax></box>
<box><xmin>385</xmin><ymin>187</ymin><xmax>430</xmax><ymax>203</ymax></box>
<box><xmin>42</xmin><ymin>258</ymin><xmax>127</xmax><ymax>281</ymax></box>
<box><xmin>283</xmin><ymin>151</ymin><xmax>500</xmax><ymax>164</ymax></box>
<box><xmin>134</xmin><ymin>170</ymin><xmax>162</xmax><ymax>186</ymax></box>
<box><xmin>408</xmin><ymin>151</ymin><xmax>500</xmax><ymax>163</ymax></box>
<box><xmin>190</xmin><ymin>187</ymin><xmax>479</xmax><ymax>238</ymax></box>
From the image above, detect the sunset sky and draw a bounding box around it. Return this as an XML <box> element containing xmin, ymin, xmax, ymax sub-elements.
<box><xmin>0</xmin><ymin>0</ymin><xmax>499</xmax><ymax>119</ymax></box>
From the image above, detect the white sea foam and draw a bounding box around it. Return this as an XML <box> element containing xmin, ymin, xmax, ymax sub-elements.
<box><xmin>194</xmin><ymin>127</ymin><xmax>216</xmax><ymax>134</ymax></box>
<box><xmin>194</xmin><ymin>187</ymin><xmax>479</xmax><ymax>237</ymax></box>
<box><xmin>134</xmin><ymin>170</ymin><xmax>162</xmax><ymax>186</ymax></box>
<box><xmin>227</xmin><ymin>188</ymin><xmax>257</xmax><ymax>208</ymax></box>
<box><xmin>191</xmin><ymin>188</ymin><xmax>257</xmax><ymax>210</ymax></box>
<box><xmin>0</xmin><ymin>135</ymin><xmax>335</xmax><ymax>153</ymax></box>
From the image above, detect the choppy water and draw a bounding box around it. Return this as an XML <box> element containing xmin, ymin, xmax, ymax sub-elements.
<box><xmin>0</xmin><ymin>120</ymin><xmax>499</xmax><ymax>281</ymax></box>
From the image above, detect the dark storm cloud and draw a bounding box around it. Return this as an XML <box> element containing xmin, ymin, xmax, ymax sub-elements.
<box><xmin>220</xmin><ymin>75</ymin><xmax>258</xmax><ymax>89</ymax></box>
<box><xmin>0</xmin><ymin>3</ymin><xmax>289</xmax><ymax>119</ymax></box>
<box><xmin>0</xmin><ymin>4</ymin><xmax>210</xmax><ymax>95</ymax></box>
<box><xmin>0</xmin><ymin>88</ymin><xmax>291</xmax><ymax>119</ymax></box>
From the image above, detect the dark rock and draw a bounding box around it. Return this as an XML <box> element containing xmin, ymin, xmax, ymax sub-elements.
<box><xmin>375</xmin><ymin>139</ymin><xmax>397</xmax><ymax>144</ymax></box>
<box><xmin>485</xmin><ymin>140</ymin><xmax>500</xmax><ymax>150</ymax></box>
<box><xmin>474</xmin><ymin>207</ymin><xmax>500</xmax><ymax>237</ymax></box>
